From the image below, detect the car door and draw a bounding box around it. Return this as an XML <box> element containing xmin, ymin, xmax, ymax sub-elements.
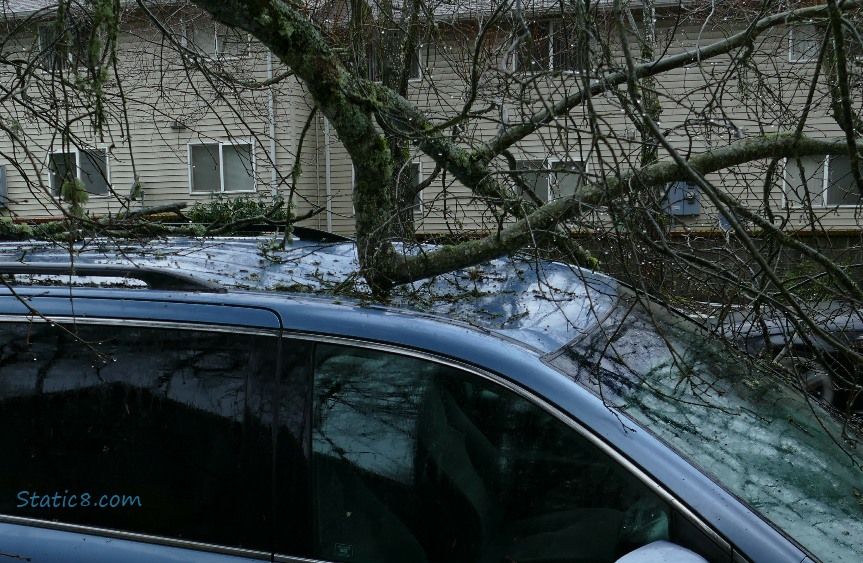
<box><xmin>297</xmin><ymin>340</ymin><xmax>729</xmax><ymax>563</ymax></box>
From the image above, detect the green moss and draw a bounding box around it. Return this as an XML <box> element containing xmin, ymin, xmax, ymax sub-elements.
<box><xmin>277</xmin><ymin>16</ymin><xmax>294</xmax><ymax>39</ymax></box>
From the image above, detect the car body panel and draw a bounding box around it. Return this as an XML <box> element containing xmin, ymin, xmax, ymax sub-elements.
<box><xmin>0</xmin><ymin>287</ymin><xmax>808</xmax><ymax>563</ymax></box>
<box><xmin>0</xmin><ymin>520</ymin><xmax>272</xmax><ymax>562</ymax></box>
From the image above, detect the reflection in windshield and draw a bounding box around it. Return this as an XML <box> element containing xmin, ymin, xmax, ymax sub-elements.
<box><xmin>550</xmin><ymin>297</ymin><xmax>863</xmax><ymax>562</ymax></box>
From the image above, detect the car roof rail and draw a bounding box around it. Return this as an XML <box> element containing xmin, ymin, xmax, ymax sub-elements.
<box><xmin>0</xmin><ymin>262</ymin><xmax>226</xmax><ymax>293</ymax></box>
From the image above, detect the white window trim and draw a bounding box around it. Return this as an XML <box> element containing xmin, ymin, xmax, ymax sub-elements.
<box><xmin>183</xmin><ymin>22</ymin><xmax>252</xmax><ymax>60</ymax></box>
<box><xmin>215</xmin><ymin>23</ymin><xmax>252</xmax><ymax>60</ymax></box>
<box><xmin>546</xmin><ymin>156</ymin><xmax>586</xmax><ymax>202</ymax></box>
<box><xmin>512</xmin><ymin>158</ymin><xmax>545</xmax><ymax>202</ymax></box>
<box><xmin>788</xmin><ymin>24</ymin><xmax>819</xmax><ymax>64</ymax></box>
<box><xmin>412</xmin><ymin>158</ymin><xmax>423</xmax><ymax>216</ymax></box>
<box><xmin>783</xmin><ymin>156</ymin><xmax>823</xmax><ymax>208</ymax></box>
<box><xmin>352</xmin><ymin>160</ymin><xmax>424</xmax><ymax>216</ymax></box>
<box><xmin>47</xmin><ymin>148</ymin><xmax>111</xmax><ymax>199</ymax></box>
<box><xmin>409</xmin><ymin>46</ymin><xmax>423</xmax><ymax>82</ymax></box>
<box><xmin>515</xmin><ymin>156</ymin><xmax>585</xmax><ymax>202</ymax></box>
<box><xmin>38</xmin><ymin>21</ymin><xmax>104</xmax><ymax>73</ymax></box>
<box><xmin>783</xmin><ymin>155</ymin><xmax>861</xmax><ymax>208</ymax></box>
<box><xmin>188</xmin><ymin>140</ymin><xmax>256</xmax><ymax>195</ymax></box>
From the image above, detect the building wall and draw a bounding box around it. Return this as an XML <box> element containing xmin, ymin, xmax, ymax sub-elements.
<box><xmin>0</xmin><ymin>6</ymin><xmax>321</xmax><ymax>229</ymax></box>
<box><xmin>0</xmin><ymin>3</ymin><xmax>860</xmax><ymax>237</ymax></box>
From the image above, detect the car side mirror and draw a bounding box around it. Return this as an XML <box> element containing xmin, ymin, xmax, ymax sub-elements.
<box><xmin>615</xmin><ymin>541</ymin><xmax>708</xmax><ymax>563</ymax></box>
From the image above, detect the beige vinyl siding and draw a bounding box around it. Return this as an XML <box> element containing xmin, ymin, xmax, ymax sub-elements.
<box><xmin>0</xmin><ymin>8</ymin><xmax>308</xmax><ymax>221</ymax></box>
<box><xmin>0</xmin><ymin>5</ymin><xmax>861</xmax><ymax>236</ymax></box>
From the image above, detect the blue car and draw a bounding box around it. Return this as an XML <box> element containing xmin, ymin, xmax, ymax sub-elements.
<box><xmin>0</xmin><ymin>235</ymin><xmax>859</xmax><ymax>562</ymax></box>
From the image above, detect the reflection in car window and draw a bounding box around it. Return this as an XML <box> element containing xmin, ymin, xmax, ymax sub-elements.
<box><xmin>0</xmin><ymin>322</ymin><xmax>278</xmax><ymax>552</ymax></box>
<box><xmin>552</xmin><ymin>298</ymin><xmax>863</xmax><ymax>563</ymax></box>
<box><xmin>312</xmin><ymin>343</ymin><xmax>672</xmax><ymax>563</ymax></box>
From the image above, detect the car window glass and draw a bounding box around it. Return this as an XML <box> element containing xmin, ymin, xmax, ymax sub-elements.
<box><xmin>553</xmin><ymin>298</ymin><xmax>863</xmax><ymax>562</ymax></box>
<box><xmin>311</xmin><ymin>343</ymin><xmax>672</xmax><ymax>563</ymax></box>
<box><xmin>0</xmin><ymin>322</ymin><xmax>278</xmax><ymax>553</ymax></box>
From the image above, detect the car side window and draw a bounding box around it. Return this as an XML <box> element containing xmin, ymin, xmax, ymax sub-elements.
<box><xmin>0</xmin><ymin>321</ymin><xmax>279</xmax><ymax>553</ymax></box>
<box><xmin>311</xmin><ymin>343</ymin><xmax>672</xmax><ymax>563</ymax></box>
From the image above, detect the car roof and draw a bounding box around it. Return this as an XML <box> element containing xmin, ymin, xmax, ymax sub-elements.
<box><xmin>0</xmin><ymin>236</ymin><xmax>621</xmax><ymax>353</ymax></box>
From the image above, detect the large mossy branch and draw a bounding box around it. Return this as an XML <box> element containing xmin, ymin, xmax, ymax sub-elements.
<box><xmin>185</xmin><ymin>0</ymin><xmax>396</xmax><ymax>278</ymax></box>
<box><xmin>183</xmin><ymin>0</ymin><xmax>863</xmax><ymax>290</ymax></box>
<box><xmin>380</xmin><ymin>134</ymin><xmax>859</xmax><ymax>284</ymax></box>
<box><xmin>185</xmin><ymin>0</ymin><xmax>862</xmax><ymax>215</ymax></box>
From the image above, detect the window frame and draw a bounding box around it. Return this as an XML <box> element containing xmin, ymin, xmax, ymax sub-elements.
<box><xmin>410</xmin><ymin>158</ymin><xmax>423</xmax><ymax>216</ymax></box>
<box><xmin>514</xmin><ymin>156</ymin><xmax>585</xmax><ymax>203</ymax></box>
<box><xmin>788</xmin><ymin>23</ymin><xmax>820</xmax><ymax>63</ymax></box>
<box><xmin>512</xmin><ymin>19</ymin><xmax>578</xmax><ymax>73</ymax></box>
<box><xmin>188</xmin><ymin>140</ymin><xmax>256</xmax><ymax>194</ymax></box>
<box><xmin>547</xmin><ymin>156</ymin><xmax>585</xmax><ymax>201</ymax></box>
<box><xmin>37</xmin><ymin>19</ymin><xmax>96</xmax><ymax>73</ymax></box>
<box><xmin>47</xmin><ymin>147</ymin><xmax>110</xmax><ymax>198</ymax></box>
<box><xmin>0</xmin><ymin>317</ymin><xmax>286</xmax><ymax>560</ymax></box>
<box><xmin>37</xmin><ymin>23</ymin><xmax>69</xmax><ymax>72</ymax></box>
<box><xmin>183</xmin><ymin>21</ymin><xmax>252</xmax><ymax>60</ymax></box>
<box><xmin>215</xmin><ymin>22</ymin><xmax>252</xmax><ymax>59</ymax></box>
<box><xmin>783</xmin><ymin>155</ymin><xmax>862</xmax><ymax>208</ymax></box>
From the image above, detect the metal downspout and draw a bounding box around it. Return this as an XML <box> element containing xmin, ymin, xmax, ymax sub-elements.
<box><xmin>267</xmin><ymin>50</ymin><xmax>277</xmax><ymax>200</ymax></box>
<box><xmin>324</xmin><ymin>116</ymin><xmax>333</xmax><ymax>232</ymax></box>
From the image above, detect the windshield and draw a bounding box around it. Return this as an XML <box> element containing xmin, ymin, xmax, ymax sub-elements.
<box><xmin>549</xmin><ymin>295</ymin><xmax>863</xmax><ymax>562</ymax></box>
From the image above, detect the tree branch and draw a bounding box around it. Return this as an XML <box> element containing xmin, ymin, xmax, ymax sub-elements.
<box><xmin>382</xmin><ymin>134</ymin><xmax>860</xmax><ymax>284</ymax></box>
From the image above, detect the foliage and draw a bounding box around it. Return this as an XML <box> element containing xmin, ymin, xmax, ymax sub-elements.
<box><xmin>0</xmin><ymin>218</ymin><xmax>33</xmax><ymax>239</ymax></box>
<box><xmin>186</xmin><ymin>194</ymin><xmax>291</xmax><ymax>226</ymax></box>
<box><xmin>60</xmin><ymin>178</ymin><xmax>88</xmax><ymax>217</ymax></box>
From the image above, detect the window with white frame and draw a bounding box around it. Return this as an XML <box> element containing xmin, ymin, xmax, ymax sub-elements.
<box><xmin>189</xmin><ymin>142</ymin><xmax>255</xmax><ymax>193</ymax></box>
<box><xmin>185</xmin><ymin>21</ymin><xmax>250</xmax><ymax>59</ymax></box>
<box><xmin>785</xmin><ymin>155</ymin><xmax>862</xmax><ymax>207</ymax></box>
<box><xmin>789</xmin><ymin>24</ymin><xmax>820</xmax><ymax>63</ymax></box>
<box><xmin>515</xmin><ymin>159</ymin><xmax>584</xmax><ymax>203</ymax></box>
<box><xmin>514</xmin><ymin>20</ymin><xmax>578</xmax><ymax>73</ymax></box>
<box><xmin>48</xmin><ymin>148</ymin><xmax>109</xmax><ymax>197</ymax></box>
<box><xmin>410</xmin><ymin>160</ymin><xmax>423</xmax><ymax>215</ymax></box>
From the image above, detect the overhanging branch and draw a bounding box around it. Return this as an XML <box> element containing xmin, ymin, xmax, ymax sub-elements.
<box><xmin>383</xmin><ymin>134</ymin><xmax>860</xmax><ymax>284</ymax></box>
